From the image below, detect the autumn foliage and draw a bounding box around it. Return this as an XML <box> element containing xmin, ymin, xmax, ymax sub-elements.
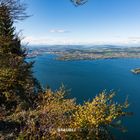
<box><xmin>1</xmin><ymin>88</ymin><xmax>129</xmax><ymax>140</ymax></box>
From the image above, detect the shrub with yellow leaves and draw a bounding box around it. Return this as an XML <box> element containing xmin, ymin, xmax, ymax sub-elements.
<box><xmin>70</xmin><ymin>91</ymin><xmax>130</xmax><ymax>140</ymax></box>
<box><xmin>8</xmin><ymin>90</ymin><xmax>130</xmax><ymax>140</ymax></box>
<box><xmin>9</xmin><ymin>86</ymin><xmax>77</xmax><ymax>139</ymax></box>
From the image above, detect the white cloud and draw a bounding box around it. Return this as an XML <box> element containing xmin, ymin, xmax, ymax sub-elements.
<box><xmin>128</xmin><ymin>36</ymin><xmax>140</xmax><ymax>40</ymax></box>
<box><xmin>22</xmin><ymin>36</ymin><xmax>140</xmax><ymax>46</ymax></box>
<box><xmin>22</xmin><ymin>36</ymin><xmax>81</xmax><ymax>45</ymax></box>
<box><xmin>50</xmin><ymin>29</ymin><xmax>70</xmax><ymax>33</ymax></box>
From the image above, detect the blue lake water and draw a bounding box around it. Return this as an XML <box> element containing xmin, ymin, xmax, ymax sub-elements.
<box><xmin>28</xmin><ymin>54</ymin><xmax>140</xmax><ymax>140</ymax></box>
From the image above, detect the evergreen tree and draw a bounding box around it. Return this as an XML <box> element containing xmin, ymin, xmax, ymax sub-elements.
<box><xmin>0</xmin><ymin>1</ymin><xmax>41</xmax><ymax>113</ymax></box>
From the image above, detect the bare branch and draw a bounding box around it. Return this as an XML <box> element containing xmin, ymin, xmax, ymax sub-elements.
<box><xmin>71</xmin><ymin>0</ymin><xmax>88</xmax><ymax>6</ymax></box>
<box><xmin>0</xmin><ymin>0</ymin><xmax>29</xmax><ymax>21</ymax></box>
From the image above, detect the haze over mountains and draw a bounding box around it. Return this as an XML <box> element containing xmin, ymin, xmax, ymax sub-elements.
<box><xmin>27</xmin><ymin>45</ymin><xmax>140</xmax><ymax>61</ymax></box>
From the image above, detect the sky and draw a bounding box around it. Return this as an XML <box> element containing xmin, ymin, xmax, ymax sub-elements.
<box><xmin>16</xmin><ymin>0</ymin><xmax>140</xmax><ymax>46</ymax></box>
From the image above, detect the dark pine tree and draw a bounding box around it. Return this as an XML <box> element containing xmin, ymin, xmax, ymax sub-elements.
<box><xmin>0</xmin><ymin>4</ymin><xmax>41</xmax><ymax>114</ymax></box>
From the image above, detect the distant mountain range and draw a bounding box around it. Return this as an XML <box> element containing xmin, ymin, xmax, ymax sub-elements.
<box><xmin>27</xmin><ymin>45</ymin><xmax>140</xmax><ymax>60</ymax></box>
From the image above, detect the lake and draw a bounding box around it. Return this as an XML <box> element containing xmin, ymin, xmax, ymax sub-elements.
<box><xmin>28</xmin><ymin>54</ymin><xmax>140</xmax><ymax>140</ymax></box>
